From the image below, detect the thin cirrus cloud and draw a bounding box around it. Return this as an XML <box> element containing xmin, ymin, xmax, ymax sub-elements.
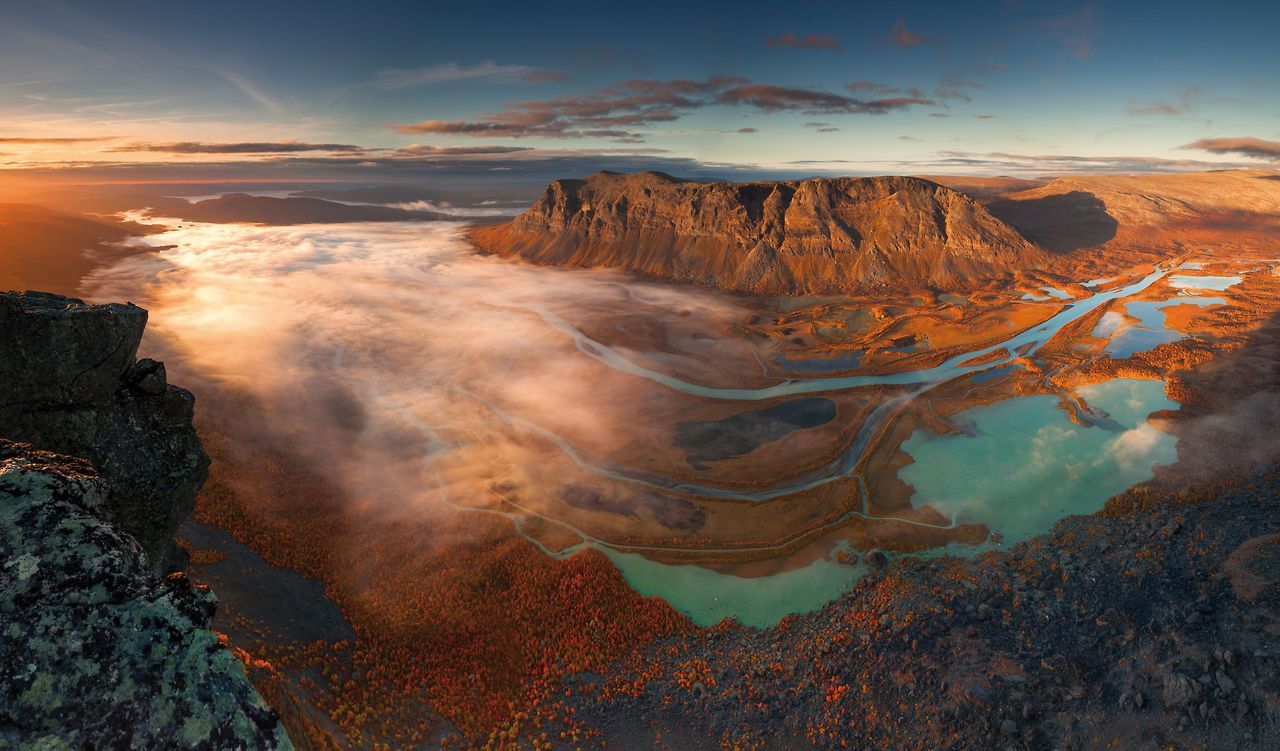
<box><xmin>109</xmin><ymin>141</ymin><xmax>368</xmax><ymax>154</ymax></box>
<box><xmin>934</xmin><ymin>79</ymin><xmax>985</xmax><ymax>103</ymax></box>
<box><xmin>392</xmin><ymin>77</ymin><xmax>937</xmax><ymax>142</ymax></box>
<box><xmin>884</xmin><ymin>19</ymin><xmax>945</xmax><ymax>48</ymax></box>
<box><xmin>846</xmin><ymin>81</ymin><xmax>898</xmax><ymax>94</ymax></box>
<box><xmin>373</xmin><ymin>61</ymin><xmax>568</xmax><ymax>90</ymax></box>
<box><xmin>1128</xmin><ymin>87</ymin><xmax>1202</xmax><ymax>116</ymax></box>
<box><xmin>1180</xmin><ymin>137</ymin><xmax>1280</xmax><ymax>161</ymax></box>
<box><xmin>1039</xmin><ymin>5</ymin><xmax>1101</xmax><ymax>60</ymax></box>
<box><xmin>766</xmin><ymin>33</ymin><xmax>842</xmax><ymax>51</ymax></box>
<box><xmin>213</xmin><ymin>68</ymin><xmax>286</xmax><ymax>114</ymax></box>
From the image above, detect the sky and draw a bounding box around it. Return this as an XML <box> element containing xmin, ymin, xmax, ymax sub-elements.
<box><xmin>1</xmin><ymin>0</ymin><xmax>1278</xmax><ymax>183</ymax></box>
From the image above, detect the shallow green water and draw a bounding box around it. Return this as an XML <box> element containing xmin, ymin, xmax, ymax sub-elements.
<box><xmin>603</xmin><ymin>548</ymin><xmax>864</xmax><ymax>627</ymax></box>
<box><xmin>899</xmin><ymin>379</ymin><xmax>1178</xmax><ymax>543</ymax></box>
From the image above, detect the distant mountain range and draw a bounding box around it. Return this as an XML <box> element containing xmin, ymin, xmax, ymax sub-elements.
<box><xmin>468</xmin><ymin>171</ymin><xmax>1043</xmax><ymax>294</ymax></box>
<box><xmin>169</xmin><ymin>193</ymin><xmax>451</xmax><ymax>224</ymax></box>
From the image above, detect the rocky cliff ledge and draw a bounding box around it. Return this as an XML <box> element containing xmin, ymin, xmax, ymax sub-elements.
<box><xmin>0</xmin><ymin>291</ymin><xmax>207</xmax><ymax>574</ymax></box>
<box><xmin>468</xmin><ymin>171</ymin><xmax>1042</xmax><ymax>294</ymax></box>
<box><xmin>0</xmin><ymin>291</ymin><xmax>289</xmax><ymax>748</ymax></box>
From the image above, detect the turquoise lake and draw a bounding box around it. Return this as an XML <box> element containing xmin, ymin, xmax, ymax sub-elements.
<box><xmin>898</xmin><ymin>379</ymin><xmax>1178</xmax><ymax>543</ymax></box>
<box><xmin>604</xmin><ymin>548</ymin><xmax>864</xmax><ymax>627</ymax></box>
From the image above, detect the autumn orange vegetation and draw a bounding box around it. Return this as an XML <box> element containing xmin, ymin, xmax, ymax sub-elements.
<box><xmin>193</xmin><ymin>407</ymin><xmax>692</xmax><ymax>749</ymax></box>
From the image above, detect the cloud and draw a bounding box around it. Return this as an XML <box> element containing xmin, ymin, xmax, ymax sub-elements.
<box><xmin>735</xmin><ymin>127</ymin><xmax>758</xmax><ymax>134</ymax></box>
<box><xmin>391</xmin><ymin>144</ymin><xmax>534</xmax><ymax>157</ymax></box>
<box><xmin>923</xmin><ymin>149</ymin><xmax>1267</xmax><ymax>174</ymax></box>
<box><xmin>804</xmin><ymin>122</ymin><xmax>839</xmax><ymax>133</ymax></box>
<box><xmin>0</xmin><ymin>136</ymin><xmax>117</xmax><ymax>144</ymax></box>
<box><xmin>214</xmin><ymin>68</ymin><xmax>285</xmax><ymax>114</ymax></box>
<box><xmin>716</xmin><ymin>84</ymin><xmax>933</xmax><ymax>114</ymax></box>
<box><xmin>899</xmin><ymin>135</ymin><xmax>922</xmax><ymax>142</ymax></box>
<box><xmin>392</xmin><ymin>76</ymin><xmax>933</xmax><ymax>141</ymax></box>
<box><xmin>845</xmin><ymin>81</ymin><xmax>898</xmax><ymax>94</ymax></box>
<box><xmin>374</xmin><ymin>61</ymin><xmax>567</xmax><ymax>89</ymax></box>
<box><xmin>82</xmin><ymin>220</ymin><xmax>761</xmax><ymax>565</ymax></box>
<box><xmin>884</xmin><ymin>19</ymin><xmax>944</xmax><ymax>48</ymax></box>
<box><xmin>935</xmin><ymin>78</ymin><xmax>985</xmax><ymax>103</ymax></box>
<box><xmin>1040</xmin><ymin>5</ymin><xmax>1101</xmax><ymax>60</ymax></box>
<box><xmin>1180</xmin><ymin>137</ymin><xmax>1280</xmax><ymax>161</ymax></box>
<box><xmin>1128</xmin><ymin>87</ymin><xmax>1202</xmax><ymax>116</ymax></box>
<box><xmin>1108</xmin><ymin>424</ymin><xmax>1166</xmax><ymax>473</ymax></box>
<box><xmin>109</xmin><ymin>141</ymin><xmax>367</xmax><ymax>154</ymax></box>
<box><xmin>767</xmin><ymin>33</ymin><xmax>842</xmax><ymax>51</ymax></box>
<box><xmin>393</xmin><ymin>77</ymin><xmax>748</xmax><ymax>140</ymax></box>
<box><xmin>932</xmin><ymin>64</ymin><xmax>1004</xmax><ymax>106</ymax></box>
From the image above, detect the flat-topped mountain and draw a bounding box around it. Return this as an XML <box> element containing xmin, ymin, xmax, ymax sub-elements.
<box><xmin>468</xmin><ymin>171</ymin><xmax>1042</xmax><ymax>294</ymax></box>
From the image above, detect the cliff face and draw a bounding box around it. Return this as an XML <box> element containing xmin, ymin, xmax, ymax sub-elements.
<box><xmin>0</xmin><ymin>440</ymin><xmax>291</xmax><ymax>749</ymax></box>
<box><xmin>0</xmin><ymin>290</ymin><xmax>288</xmax><ymax>748</ymax></box>
<box><xmin>468</xmin><ymin>171</ymin><xmax>1042</xmax><ymax>294</ymax></box>
<box><xmin>0</xmin><ymin>291</ymin><xmax>207</xmax><ymax>574</ymax></box>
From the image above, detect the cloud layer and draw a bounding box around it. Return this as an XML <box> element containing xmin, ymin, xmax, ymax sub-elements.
<box><xmin>393</xmin><ymin>76</ymin><xmax>936</xmax><ymax>141</ymax></box>
<box><xmin>83</xmin><ymin>219</ymin><xmax>760</xmax><ymax>552</ymax></box>
<box><xmin>1181</xmin><ymin>137</ymin><xmax>1280</xmax><ymax>161</ymax></box>
<box><xmin>109</xmin><ymin>141</ymin><xmax>366</xmax><ymax>154</ymax></box>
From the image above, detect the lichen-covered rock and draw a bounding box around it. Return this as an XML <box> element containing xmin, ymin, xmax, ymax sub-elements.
<box><xmin>0</xmin><ymin>440</ymin><xmax>292</xmax><ymax>750</ymax></box>
<box><xmin>0</xmin><ymin>291</ymin><xmax>208</xmax><ymax>573</ymax></box>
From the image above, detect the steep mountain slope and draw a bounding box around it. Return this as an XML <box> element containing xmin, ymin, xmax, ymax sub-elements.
<box><xmin>468</xmin><ymin>171</ymin><xmax>1043</xmax><ymax>294</ymax></box>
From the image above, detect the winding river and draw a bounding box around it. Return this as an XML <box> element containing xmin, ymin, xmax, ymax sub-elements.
<box><xmin>516</xmin><ymin>263</ymin><xmax>1201</xmax><ymax>625</ymax></box>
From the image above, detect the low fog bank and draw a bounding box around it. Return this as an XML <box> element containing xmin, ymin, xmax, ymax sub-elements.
<box><xmin>83</xmin><ymin>218</ymin><xmax>759</xmax><ymax>541</ymax></box>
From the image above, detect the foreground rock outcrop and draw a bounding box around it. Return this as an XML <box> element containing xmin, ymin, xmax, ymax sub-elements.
<box><xmin>469</xmin><ymin>171</ymin><xmax>1042</xmax><ymax>294</ymax></box>
<box><xmin>0</xmin><ymin>440</ymin><xmax>291</xmax><ymax>749</ymax></box>
<box><xmin>0</xmin><ymin>291</ymin><xmax>207</xmax><ymax>574</ymax></box>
